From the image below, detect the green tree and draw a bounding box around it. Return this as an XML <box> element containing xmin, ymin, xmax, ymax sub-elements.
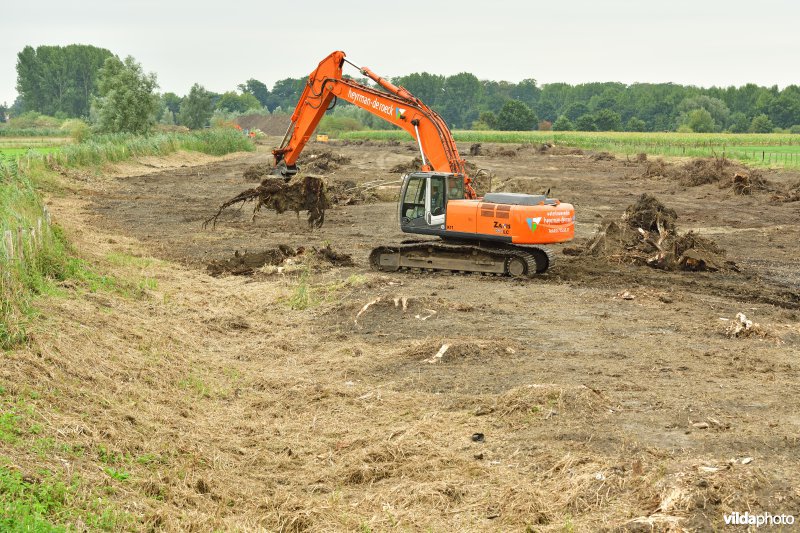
<box><xmin>16</xmin><ymin>44</ymin><xmax>114</xmax><ymax>117</ymax></box>
<box><xmin>440</xmin><ymin>73</ymin><xmax>483</xmax><ymax>128</ymax></box>
<box><xmin>553</xmin><ymin>115</ymin><xmax>574</xmax><ymax>131</ymax></box>
<box><xmin>178</xmin><ymin>83</ymin><xmax>214</xmax><ymax>129</ymax></box>
<box><xmin>0</xmin><ymin>103</ymin><xmax>7</xmax><ymax>123</ymax></box>
<box><xmin>238</xmin><ymin>79</ymin><xmax>270</xmax><ymax>108</ymax></box>
<box><xmin>677</xmin><ymin>95</ymin><xmax>729</xmax><ymax>131</ymax></box>
<box><xmin>727</xmin><ymin>112</ymin><xmax>750</xmax><ymax>133</ymax></box>
<box><xmin>93</xmin><ymin>56</ymin><xmax>159</xmax><ymax>134</ymax></box>
<box><xmin>9</xmin><ymin>96</ymin><xmax>25</xmax><ymax>117</ymax></box>
<box><xmin>768</xmin><ymin>88</ymin><xmax>800</xmax><ymax>128</ymax></box>
<box><xmin>472</xmin><ymin>111</ymin><xmax>498</xmax><ymax>130</ymax></box>
<box><xmin>563</xmin><ymin>102</ymin><xmax>590</xmax><ymax>122</ymax></box>
<box><xmin>626</xmin><ymin>117</ymin><xmax>646</xmax><ymax>132</ymax></box>
<box><xmin>496</xmin><ymin>100</ymin><xmax>538</xmax><ymax>130</ymax></box>
<box><xmin>685</xmin><ymin>108</ymin><xmax>715</xmax><ymax>133</ymax></box>
<box><xmin>267</xmin><ymin>78</ymin><xmax>306</xmax><ymax>112</ymax></box>
<box><xmin>160</xmin><ymin>110</ymin><xmax>175</xmax><ymax>125</ymax></box>
<box><xmin>749</xmin><ymin>114</ymin><xmax>774</xmax><ymax>133</ymax></box>
<box><xmin>162</xmin><ymin>92</ymin><xmax>182</xmax><ymax>115</ymax></box>
<box><xmin>534</xmin><ymin>100</ymin><xmax>558</xmax><ymax>122</ymax></box>
<box><xmin>392</xmin><ymin>73</ymin><xmax>445</xmax><ymax>107</ymax></box>
<box><xmin>510</xmin><ymin>78</ymin><xmax>540</xmax><ymax>109</ymax></box>
<box><xmin>575</xmin><ymin>114</ymin><xmax>597</xmax><ymax>131</ymax></box>
<box><xmin>216</xmin><ymin>92</ymin><xmax>261</xmax><ymax>113</ymax></box>
<box><xmin>593</xmin><ymin>109</ymin><xmax>622</xmax><ymax>131</ymax></box>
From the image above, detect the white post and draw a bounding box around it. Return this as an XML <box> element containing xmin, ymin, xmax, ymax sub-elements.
<box><xmin>3</xmin><ymin>230</ymin><xmax>13</xmax><ymax>260</ymax></box>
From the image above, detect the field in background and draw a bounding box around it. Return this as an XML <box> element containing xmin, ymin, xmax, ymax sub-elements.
<box><xmin>340</xmin><ymin>130</ymin><xmax>800</xmax><ymax>167</ymax></box>
<box><xmin>0</xmin><ymin>137</ymin><xmax>70</xmax><ymax>160</ymax></box>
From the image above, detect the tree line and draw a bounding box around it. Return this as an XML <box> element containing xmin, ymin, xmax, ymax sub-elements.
<box><xmin>10</xmin><ymin>44</ymin><xmax>800</xmax><ymax>134</ymax></box>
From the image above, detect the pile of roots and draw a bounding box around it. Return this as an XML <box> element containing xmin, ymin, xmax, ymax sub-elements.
<box><xmin>640</xmin><ymin>157</ymin><xmax>770</xmax><ymax>194</ymax></box>
<box><xmin>579</xmin><ymin>194</ymin><xmax>733</xmax><ymax>272</ymax></box>
<box><xmin>205</xmin><ymin>175</ymin><xmax>330</xmax><ymax>228</ymax></box>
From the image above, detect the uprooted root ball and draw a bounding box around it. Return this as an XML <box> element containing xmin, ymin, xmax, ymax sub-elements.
<box><xmin>582</xmin><ymin>193</ymin><xmax>733</xmax><ymax>272</ymax></box>
<box><xmin>205</xmin><ymin>175</ymin><xmax>330</xmax><ymax>229</ymax></box>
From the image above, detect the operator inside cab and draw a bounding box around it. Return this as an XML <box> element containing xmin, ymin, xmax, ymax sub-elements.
<box><xmin>431</xmin><ymin>180</ymin><xmax>444</xmax><ymax>215</ymax></box>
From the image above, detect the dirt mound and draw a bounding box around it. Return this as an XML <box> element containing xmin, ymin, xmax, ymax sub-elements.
<box><xmin>298</xmin><ymin>150</ymin><xmax>351</xmax><ymax>173</ymax></box>
<box><xmin>582</xmin><ymin>194</ymin><xmax>732</xmax><ymax>272</ymax></box>
<box><xmin>313</xmin><ymin>244</ymin><xmax>355</xmax><ymax>267</ymax></box>
<box><xmin>326</xmin><ymin>179</ymin><xmax>384</xmax><ymax>205</ymax></box>
<box><xmin>770</xmin><ymin>180</ymin><xmax>800</xmax><ymax>203</ymax></box>
<box><xmin>469</xmin><ymin>143</ymin><xmax>482</xmax><ymax>156</ymax></box>
<box><xmin>549</xmin><ymin>145</ymin><xmax>585</xmax><ymax>156</ymax></box>
<box><xmin>495</xmin><ymin>177</ymin><xmax>547</xmax><ymax>195</ymax></box>
<box><xmin>234</xmin><ymin>114</ymin><xmax>292</xmax><ymax>136</ymax></box>
<box><xmin>242</xmin><ymin>163</ymin><xmax>273</xmax><ymax>181</ymax></box>
<box><xmin>495</xmin><ymin>148</ymin><xmax>518</xmax><ymax>158</ymax></box>
<box><xmin>390</xmin><ymin>157</ymin><xmax>422</xmax><ymax>173</ymax></box>
<box><xmin>590</xmin><ymin>151</ymin><xmax>616</xmax><ymax>161</ymax></box>
<box><xmin>207</xmin><ymin>246</ymin><xmax>295</xmax><ymax>276</ymax></box>
<box><xmin>470</xmin><ymin>170</ymin><xmax>494</xmax><ymax>196</ymax></box>
<box><xmin>680</xmin><ymin>157</ymin><xmax>741</xmax><ymax>186</ymax></box>
<box><xmin>207</xmin><ymin>244</ymin><xmax>353</xmax><ymax>276</ymax></box>
<box><xmin>205</xmin><ymin>175</ymin><xmax>329</xmax><ymax>228</ymax></box>
<box><xmin>640</xmin><ymin>157</ymin><xmax>770</xmax><ymax>192</ymax></box>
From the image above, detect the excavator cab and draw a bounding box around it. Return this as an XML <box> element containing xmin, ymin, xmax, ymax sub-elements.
<box><xmin>399</xmin><ymin>172</ymin><xmax>466</xmax><ymax>233</ymax></box>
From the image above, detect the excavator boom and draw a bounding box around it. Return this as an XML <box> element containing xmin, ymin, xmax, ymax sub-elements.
<box><xmin>274</xmin><ymin>51</ymin><xmax>476</xmax><ymax>198</ymax></box>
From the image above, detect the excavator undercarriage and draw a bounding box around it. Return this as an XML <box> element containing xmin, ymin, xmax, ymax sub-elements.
<box><xmin>369</xmin><ymin>240</ymin><xmax>553</xmax><ymax>278</ymax></box>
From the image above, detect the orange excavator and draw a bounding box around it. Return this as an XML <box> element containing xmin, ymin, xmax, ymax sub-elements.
<box><xmin>273</xmin><ymin>51</ymin><xmax>575</xmax><ymax>276</ymax></box>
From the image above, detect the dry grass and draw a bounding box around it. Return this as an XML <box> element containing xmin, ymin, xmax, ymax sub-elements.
<box><xmin>2</xmin><ymin>153</ymin><xmax>797</xmax><ymax>531</ymax></box>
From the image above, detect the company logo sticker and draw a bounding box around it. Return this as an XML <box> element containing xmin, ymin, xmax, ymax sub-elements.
<box><xmin>396</xmin><ymin>107</ymin><xmax>406</xmax><ymax>120</ymax></box>
<box><xmin>526</xmin><ymin>217</ymin><xmax>542</xmax><ymax>232</ymax></box>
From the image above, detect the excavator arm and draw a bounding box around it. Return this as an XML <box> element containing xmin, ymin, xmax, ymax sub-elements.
<box><xmin>273</xmin><ymin>51</ymin><xmax>476</xmax><ymax>199</ymax></box>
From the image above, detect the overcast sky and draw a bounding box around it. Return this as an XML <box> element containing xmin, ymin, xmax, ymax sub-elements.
<box><xmin>3</xmin><ymin>0</ymin><xmax>799</xmax><ymax>106</ymax></box>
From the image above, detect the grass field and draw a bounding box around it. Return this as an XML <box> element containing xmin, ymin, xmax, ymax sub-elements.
<box><xmin>339</xmin><ymin>130</ymin><xmax>800</xmax><ymax>167</ymax></box>
<box><xmin>0</xmin><ymin>137</ymin><xmax>70</xmax><ymax>160</ymax></box>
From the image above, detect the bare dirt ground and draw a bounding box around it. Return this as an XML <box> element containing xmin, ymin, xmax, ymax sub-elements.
<box><xmin>4</xmin><ymin>141</ymin><xmax>800</xmax><ymax>531</ymax></box>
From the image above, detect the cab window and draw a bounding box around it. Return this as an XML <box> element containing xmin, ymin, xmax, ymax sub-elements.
<box><xmin>447</xmin><ymin>176</ymin><xmax>464</xmax><ymax>200</ymax></box>
<box><xmin>401</xmin><ymin>176</ymin><xmax>426</xmax><ymax>220</ymax></box>
<box><xmin>430</xmin><ymin>176</ymin><xmax>445</xmax><ymax>216</ymax></box>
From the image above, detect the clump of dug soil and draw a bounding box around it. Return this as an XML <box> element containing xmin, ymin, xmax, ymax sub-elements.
<box><xmin>639</xmin><ymin>157</ymin><xmax>770</xmax><ymax>193</ymax></box>
<box><xmin>298</xmin><ymin>150</ymin><xmax>351</xmax><ymax>173</ymax></box>
<box><xmin>770</xmin><ymin>180</ymin><xmax>800</xmax><ymax>203</ymax></box>
<box><xmin>205</xmin><ymin>175</ymin><xmax>330</xmax><ymax>228</ymax></box>
<box><xmin>580</xmin><ymin>193</ymin><xmax>733</xmax><ymax>272</ymax></box>
<box><xmin>389</xmin><ymin>157</ymin><xmax>480</xmax><ymax>179</ymax></box>
<box><xmin>590</xmin><ymin>151</ymin><xmax>616</xmax><ymax>161</ymax></box>
<box><xmin>243</xmin><ymin>163</ymin><xmax>273</xmax><ymax>181</ymax></box>
<box><xmin>207</xmin><ymin>244</ymin><xmax>353</xmax><ymax>276</ymax></box>
<box><xmin>390</xmin><ymin>157</ymin><xmax>423</xmax><ymax>173</ymax></box>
